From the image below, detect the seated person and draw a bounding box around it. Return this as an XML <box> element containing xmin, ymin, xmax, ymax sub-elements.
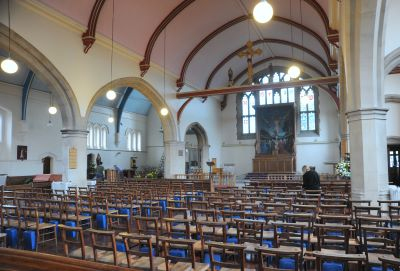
<box><xmin>302</xmin><ymin>165</ymin><xmax>320</xmax><ymax>190</ymax></box>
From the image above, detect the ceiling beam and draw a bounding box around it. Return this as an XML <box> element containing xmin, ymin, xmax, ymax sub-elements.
<box><xmin>82</xmin><ymin>0</ymin><xmax>106</xmax><ymax>53</ymax></box>
<box><xmin>140</xmin><ymin>0</ymin><xmax>196</xmax><ymax>76</ymax></box>
<box><xmin>176</xmin><ymin>76</ymin><xmax>338</xmax><ymax>99</ymax></box>
<box><xmin>116</xmin><ymin>87</ymin><xmax>133</xmax><ymax>133</ymax></box>
<box><xmin>21</xmin><ymin>70</ymin><xmax>35</xmax><ymax>121</ymax></box>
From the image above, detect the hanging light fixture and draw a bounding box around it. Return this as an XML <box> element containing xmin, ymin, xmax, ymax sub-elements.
<box><xmin>48</xmin><ymin>94</ymin><xmax>57</xmax><ymax>115</ymax></box>
<box><xmin>1</xmin><ymin>0</ymin><xmax>18</xmax><ymax>74</ymax></box>
<box><xmin>160</xmin><ymin>28</ymin><xmax>169</xmax><ymax>117</ymax></box>
<box><xmin>106</xmin><ymin>0</ymin><xmax>116</xmax><ymax>101</ymax></box>
<box><xmin>288</xmin><ymin>0</ymin><xmax>300</xmax><ymax>79</ymax></box>
<box><xmin>253</xmin><ymin>0</ymin><xmax>273</xmax><ymax>24</ymax></box>
<box><xmin>108</xmin><ymin>116</ymin><xmax>114</xmax><ymax>123</ymax></box>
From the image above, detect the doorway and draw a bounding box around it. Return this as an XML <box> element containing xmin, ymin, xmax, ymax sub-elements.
<box><xmin>184</xmin><ymin>123</ymin><xmax>209</xmax><ymax>174</ymax></box>
<box><xmin>42</xmin><ymin>156</ymin><xmax>52</xmax><ymax>174</ymax></box>
<box><xmin>388</xmin><ymin>145</ymin><xmax>400</xmax><ymax>186</ymax></box>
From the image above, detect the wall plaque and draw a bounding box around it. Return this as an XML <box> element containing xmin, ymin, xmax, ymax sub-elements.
<box><xmin>69</xmin><ymin>147</ymin><xmax>77</xmax><ymax>169</ymax></box>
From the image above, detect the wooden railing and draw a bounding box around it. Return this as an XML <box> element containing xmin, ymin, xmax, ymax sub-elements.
<box><xmin>0</xmin><ymin>248</ymin><xmax>132</xmax><ymax>271</ymax></box>
<box><xmin>174</xmin><ymin>173</ymin><xmax>236</xmax><ymax>187</ymax></box>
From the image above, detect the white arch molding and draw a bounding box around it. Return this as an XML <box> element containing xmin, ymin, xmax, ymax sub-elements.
<box><xmin>0</xmin><ymin>23</ymin><xmax>82</xmax><ymax>130</ymax></box>
<box><xmin>85</xmin><ymin>77</ymin><xmax>178</xmax><ymax>143</ymax></box>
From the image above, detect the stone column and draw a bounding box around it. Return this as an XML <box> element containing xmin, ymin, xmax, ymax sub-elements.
<box><xmin>60</xmin><ymin>129</ymin><xmax>88</xmax><ymax>187</ymax></box>
<box><xmin>346</xmin><ymin>109</ymin><xmax>388</xmax><ymax>200</ymax></box>
<box><xmin>338</xmin><ymin>50</ymin><xmax>349</xmax><ymax>158</ymax></box>
<box><xmin>164</xmin><ymin>140</ymin><xmax>185</xmax><ymax>178</ymax></box>
<box><xmin>340</xmin><ymin>0</ymin><xmax>388</xmax><ymax>200</ymax></box>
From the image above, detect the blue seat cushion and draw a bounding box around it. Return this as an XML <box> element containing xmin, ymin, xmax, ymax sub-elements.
<box><xmin>169</xmin><ymin>248</ymin><xmax>187</xmax><ymax>258</ymax></box>
<box><xmin>6</xmin><ymin>228</ymin><xmax>18</xmax><ymax>248</ymax></box>
<box><xmin>139</xmin><ymin>245</ymin><xmax>156</xmax><ymax>256</ymax></box>
<box><xmin>65</xmin><ymin>221</ymin><xmax>77</xmax><ymax>238</ymax></box>
<box><xmin>23</xmin><ymin>230</ymin><xmax>36</xmax><ymax>251</ymax></box>
<box><xmin>279</xmin><ymin>258</ymin><xmax>295</xmax><ymax>270</ymax></box>
<box><xmin>204</xmin><ymin>252</ymin><xmax>221</xmax><ymax>270</ymax></box>
<box><xmin>322</xmin><ymin>262</ymin><xmax>343</xmax><ymax>271</ymax></box>
<box><xmin>371</xmin><ymin>267</ymin><xmax>393</xmax><ymax>271</ymax></box>
<box><xmin>116</xmin><ymin>240</ymin><xmax>126</xmax><ymax>252</ymax></box>
<box><xmin>96</xmin><ymin>214</ymin><xmax>107</xmax><ymax>229</ymax></box>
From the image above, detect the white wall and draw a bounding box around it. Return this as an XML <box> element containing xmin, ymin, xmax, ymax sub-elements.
<box><xmin>146</xmin><ymin>106</ymin><xmax>164</xmax><ymax>167</ymax></box>
<box><xmin>179</xmin><ymin>98</ymin><xmax>223</xmax><ymax>172</ymax></box>
<box><xmin>221</xmin><ymin>89</ymin><xmax>340</xmax><ymax>176</ymax></box>
<box><xmin>87</xmin><ymin>105</ymin><xmax>147</xmax><ymax>170</ymax></box>
<box><xmin>0</xmin><ymin>82</ymin><xmax>63</xmax><ymax>176</ymax></box>
<box><xmin>385</xmin><ymin>74</ymin><xmax>400</xmax><ymax>139</ymax></box>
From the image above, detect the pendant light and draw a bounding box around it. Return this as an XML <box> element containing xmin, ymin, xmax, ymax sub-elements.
<box><xmin>253</xmin><ymin>0</ymin><xmax>273</xmax><ymax>24</ymax></box>
<box><xmin>288</xmin><ymin>0</ymin><xmax>300</xmax><ymax>79</ymax></box>
<box><xmin>106</xmin><ymin>0</ymin><xmax>116</xmax><ymax>101</ymax></box>
<box><xmin>48</xmin><ymin>94</ymin><xmax>57</xmax><ymax>115</ymax></box>
<box><xmin>108</xmin><ymin>116</ymin><xmax>114</xmax><ymax>123</ymax></box>
<box><xmin>1</xmin><ymin>0</ymin><xmax>18</xmax><ymax>74</ymax></box>
<box><xmin>160</xmin><ymin>28</ymin><xmax>169</xmax><ymax>117</ymax></box>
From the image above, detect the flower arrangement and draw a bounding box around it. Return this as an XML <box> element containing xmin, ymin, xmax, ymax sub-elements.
<box><xmin>335</xmin><ymin>160</ymin><xmax>351</xmax><ymax>179</ymax></box>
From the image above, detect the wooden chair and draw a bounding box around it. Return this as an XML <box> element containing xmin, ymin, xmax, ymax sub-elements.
<box><xmin>161</xmin><ymin>237</ymin><xmax>209</xmax><ymax>271</ymax></box>
<box><xmin>192</xmin><ymin>209</ymin><xmax>217</xmax><ymax>223</ymax></box>
<box><xmin>63</xmin><ymin>197</ymin><xmax>92</xmax><ymax>229</ymax></box>
<box><xmin>235</xmin><ymin>218</ymin><xmax>269</xmax><ymax>255</ymax></box>
<box><xmin>87</xmin><ymin>228</ymin><xmax>125</xmax><ymax>266</ymax></box>
<box><xmin>196</xmin><ymin>221</ymin><xmax>227</xmax><ymax>260</ymax></box>
<box><xmin>20</xmin><ymin>206</ymin><xmax>57</xmax><ymax>251</ymax></box>
<box><xmin>58</xmin><ymin>223</ymin><xmax>92</xmax><ymax>260</ymax></box>
<box><xmin>162</xmin><ymin>218</ymin><xmax>192</xmax><ymax>239</ymax></box>
<box><xmin>107</xmin><ymin>213</ymin><xmax>132</xmax><ymax>234</ymax></box>
<box><xmin>133</xmin><ymin>216</ymin><xmax>162</xmax><ymax>255</ymax></box>
<box><xmin>120</xmin><ymin>233</ymin><xmax>165</xmax><ymax>270</ymax></box>
<box><xmin>313</xmin><ymin>250</ymin><xmax>366</xmax><ymax>271</ymax></box>
<box><xmin>269</xmin><ymin>222</ymin><xmax>307</xmax><ymax>270</ymax></box>
<box><xmin>207</xmin><ymin>241</ymin><xmax>246</xmax><ymax>271</ymax></box>
<box><xmin>256</xmin><ymin>246</ymin><xmax>302</xmax><ymax>271</ymax></box>
<box><xmin>361</xmin><ymin>225</ymin><xmax>400</xmax><ymax>270</ymax></box>
<box><xmin>379</xmin><ymin>255</ymin><xmax>400</xmax><ymax>271</ymax></box>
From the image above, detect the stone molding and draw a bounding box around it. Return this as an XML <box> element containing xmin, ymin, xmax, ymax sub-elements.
<box><xmin>346</xmin><ymin>108</ymin><xmax>388</xmax><ymax>123</ymax></box>
<box><xmin>385</xmin><ymin>94</ymin><xmax>400</xmax><ymax>103</ymax></box>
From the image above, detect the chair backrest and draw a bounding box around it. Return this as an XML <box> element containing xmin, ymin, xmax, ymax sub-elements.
<box><xmin>1</xmin><ymin>204</ymin><xmax>20</xmax><ymax>228</ymax></box>
<box><xmin>162</xmin><ymin>218</ymin><xmax>191</xmax><ymax>239</ymax></box>
<box><xmin>87</xmin><ymin>228</ymin><xmax>118</xmax><ymax>265</ymax></box>
<box><xmin>161</xmin><ymin>237</ymin><xmax>197</xmax><ymax>271</ymax></box>
<box><xmin>272</xmin><ymin>222</ymin><xmax>306</xmax><ymax>254</ymax></box>
<box><xmin>256</xmin><ymin>246</ymin><xmax>302</xmax><ymax>271</ymax></box>
<box><xmin>167</xmin><ymin>207</ymin><xmax>188</xmax><ymax>219</ymax></box>
<box><xmin>107</xmin><ymin>213</ymin><xmax>131</xmax><ymax>233</ymax></box>
<box><xmin>58</xmin><ymin>224</ymin><xmax>85</xmax><ymax>259</ymax></box>
<box><xmin>235</xmin><ymin>218</ymin><xmax>265</xmax><ymax>246</ymax></box>
<box><xmin>207</xmin><ymin>241</ymin><xmax>246</xmax><ymax>271</ymax></box>
<box><xmin>192</xmin><ymin>208</ymin><xmax>217</xmax><ymax>223</ymax></box>
<box><xmin>20</xmin><ymin>206</ymin><xmax>40</xmax><ymax>230</ymax></box>
<box><xmin>314</xmin><ymin>223</ymin><xmax>353</xmax><ymax>253</ymax></box>
<box><xmin>119</xmin><ymin>233</ymin><xmax>154</xmax><ymax>269</ymax></box>
<box><xmin>361</xmin><ymin>225</ymin><xmax>400</xmax><ymax>262</ymax></box>
<box><xmin>313</xmin><ymin>251</ymin><xmax>366</xmax><ymax>271</ymax></box>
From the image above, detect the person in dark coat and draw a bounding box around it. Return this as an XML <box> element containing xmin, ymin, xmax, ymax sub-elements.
<box><xmin>302</xmin><ymin>165</ymin><xmax>320</xmax><ymax>190</ymax></box>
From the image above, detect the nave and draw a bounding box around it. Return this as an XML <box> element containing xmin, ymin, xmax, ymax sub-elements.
<box><xmin>0</xmin><ymin>177</ymin><xmax>399</xmax><ymax>271</ymax></box>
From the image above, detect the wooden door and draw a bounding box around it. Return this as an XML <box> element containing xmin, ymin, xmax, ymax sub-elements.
<box><xmin>43</xmin><ymin>156</ymin><xmax>51</xmax><ymax>174</ymax></box>
<box><xmin>388</xmin><ymin>145</ymin><xmax>400</xmax><ymax>186</ymax></box>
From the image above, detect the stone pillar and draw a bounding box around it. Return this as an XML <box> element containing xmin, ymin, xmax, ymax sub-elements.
<box><xmin>347</xmin><ymin>109</ymin><xmax>388</xmax><ymax>201</ymax></box>
<box><xmin>61</xmin><ymin>129</ymin><xmax>88</xmax><ymax>187</ymax></box>
<box><xmin>164</xmin><ymin>140</ymin><xmax>185</xmax><ymax>178</ymax></box>
<box><xmin>338</xmin><ymin>50</ymin><xmax>349</xmax><ymax>158</ymax></box>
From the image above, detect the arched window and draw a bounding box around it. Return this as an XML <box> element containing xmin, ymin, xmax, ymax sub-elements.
<box><xmin>237</xmin><ymin>68</ymin><xmax>319</xmax><ymax>139</ymax></box>
<box><xmin>299</xmin><ymin>86</ymin><xmax>316</xmax><ymax>131</ymax></box>
<box><xmin>92</xmin><ymin>124</ymin><xmax>101</xmax><ymax>149</ymax></box>
<box><xmin>137</xmin><ymin>132</ymin><xmax>141</xmax><ymax>151</ymax></box>
<box><xmin>127</xmin><ymin>129</ymin><xmax>132</xmax><ymax>151</ymax></box>
<box><xmin>132</xmin><ymin>132</ymin><xmax>137</xmax><ymax>151</ymax></box>
<box><xmin>240</xmin><ymin>92</ymin><xmax>256</xmax><ymax>135</ymax></box>
<box><xmin>101</xmin><ymin>126</ymin><xmax>108</xmax><ymax>149</ymax></box>
<box><xmin>87</xmin><ymin>123</ymin><xmax>93</xmax><ymax>148</ymax></box>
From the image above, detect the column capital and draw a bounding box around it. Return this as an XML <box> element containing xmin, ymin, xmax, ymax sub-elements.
<box><xmin>60</xmin><ymin>129</ymin><xmax>88</xmax><ymax>138</ymax></box>
<box><xmin>346</xmin><ymin>107</ymin><xmax>388</xmax><ymax>122</ymax></box>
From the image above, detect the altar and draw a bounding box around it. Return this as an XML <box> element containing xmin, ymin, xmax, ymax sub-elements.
<box><xmin>252</xmin><ymin>104</ymin><xmax>296</xmax><ymax>173</ymax></box>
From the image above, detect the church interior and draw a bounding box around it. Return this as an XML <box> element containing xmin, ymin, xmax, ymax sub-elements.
<box><xmin>0</xmin><ymin>0</ymin><xmax>400</xmax><ymax>270</ymax></box>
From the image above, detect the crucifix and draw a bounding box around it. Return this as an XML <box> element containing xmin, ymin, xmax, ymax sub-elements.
<box><xmin>238</xmin><ymin>40</ymin><xmax>262</xmax><ymax>84</ymax></box>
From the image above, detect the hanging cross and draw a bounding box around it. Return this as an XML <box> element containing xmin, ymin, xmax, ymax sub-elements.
<box><xmin>238</xmin><ymin>40</ymin><xmax>262</xmax><ymax>84</ymax></box>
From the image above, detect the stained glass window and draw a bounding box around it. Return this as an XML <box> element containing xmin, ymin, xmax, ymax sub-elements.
<box><xmin>299</xmin><ymin>86</ymin><xmax>317</xmax><ymax>131</ymax></box>
<box><xmin>237</xmin><ymin>68</ymin><xmax>318</xmax><ymax>139</ymax></box>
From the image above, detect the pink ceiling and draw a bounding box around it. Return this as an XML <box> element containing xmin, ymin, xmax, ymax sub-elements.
<box><xmin>37</xmin><ymin>0</ymin><xmax>332</xmax><ymax>90</ymax></box>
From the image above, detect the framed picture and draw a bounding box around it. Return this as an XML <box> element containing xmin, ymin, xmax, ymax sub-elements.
<box><xmin>17</xmin><ymin>145</ymin><xmax>27</xmax><ymax>160</ymax></box>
